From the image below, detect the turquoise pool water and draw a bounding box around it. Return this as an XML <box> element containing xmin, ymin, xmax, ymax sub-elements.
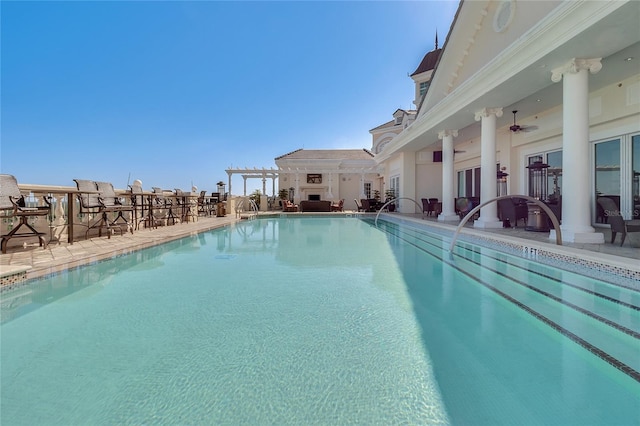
<box><xmin>1</xmin><ymin>216</ymin><xmax>638</xmax><ymax>425</ymax></box>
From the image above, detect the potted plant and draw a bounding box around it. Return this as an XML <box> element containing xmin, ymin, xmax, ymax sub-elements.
<box><xmin>385</xmin><ymin>189</ymin><xmax>397</xmax><ymax>212</ymax></box>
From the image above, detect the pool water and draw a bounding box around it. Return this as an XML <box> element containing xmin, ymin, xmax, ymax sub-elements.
<box><xmin>1</xmin><ymin>217</ymin><xmax>638</xmax><ymax>425</ymax></box>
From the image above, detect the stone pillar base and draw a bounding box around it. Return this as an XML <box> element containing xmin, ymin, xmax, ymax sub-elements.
<box><xmin>473</xmin><ymin>217</ymin><xmax>503</xmax><ymax>229</ymax></box>
<box><xmin>550</xmin><ymin>229</ymin><xmax>604</xmax><ymax>244</ymax></box>
<box><xmin>438</xmin><ymin>213</ymin><xmax>460</xmax><ymax>222</ymax></box>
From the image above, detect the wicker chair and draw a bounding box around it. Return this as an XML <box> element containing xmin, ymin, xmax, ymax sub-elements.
<box><xmin>0</xmin><ymin>174</ymin><xmax>51</xmax><ymax>253</ymax></box>
<box><xmin>498</xmin><ymin>198</ymin><xmax>528</xmax><ymax>227</ymax></box>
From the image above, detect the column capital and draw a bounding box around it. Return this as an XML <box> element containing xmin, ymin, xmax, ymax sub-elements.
<box><xmin>474</xmin><ymin>107</ymin><xmax>503</xmax><ymax>121</ymax></box>
<box><xmin>438</xmin><ymin>129</ymin><xmax>458</xmax><ymax>139</ymax></box>
<box><xmin>551</xmin><ymin>58</ymin><xmax>602</xmax><ymax>83</ymax></box>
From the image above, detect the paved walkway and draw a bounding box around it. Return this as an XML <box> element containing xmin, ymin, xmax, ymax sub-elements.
<box><xmin>1</xmin><ymin>211</ymin><xmax>638</xmax><ymax>283</ymax></box>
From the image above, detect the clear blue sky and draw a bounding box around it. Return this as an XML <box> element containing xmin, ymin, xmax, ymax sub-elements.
<box><xmin>1</xmin><ymin>0</ymin><xmax>458</xmax><ymax>195</ymax></box>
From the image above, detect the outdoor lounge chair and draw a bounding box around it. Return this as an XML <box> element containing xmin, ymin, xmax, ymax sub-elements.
<box><xmin>354</xmin><ymin>199</ymin><xmax>365</xmax><ymax>212</ymax></box>
<box><xmin>74</xmin><ymin>179</ymin><xmax>133</xmax><ymax>239</ymax></box>
<box><xmin>597</xmin><ymin>197</ymin><xmax>640</xmax><ymax>246</ymax></box>
<box><xmin>0</xmin><ymin>174</ymin><xmax>51</xmax><ymax>253</ymax></box>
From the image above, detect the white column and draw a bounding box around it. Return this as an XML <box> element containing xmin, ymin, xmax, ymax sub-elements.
<box><xmin>474</xmin><ymin>107</ymin><xmax>503</xmax><ymax>229</ymax></box>
<box><xmin>262</xmin><ymin>175</ymin><xmax>266</xmax><ymax>195</ymax></box>
<box><xmin>227</xmin><ymin>173</ymin><xmax>232</xmax><ymax>197</ymax></box>
<box><xmin>360</xmin><ymin>174</ymin><xmax>366</xmax><ymax>199</ymax></box>
<box><xmin>551</xmin><ymin>58</ymin><xmax>604</xmax><ymax>243</ymax></box>
<box><xmin>243</xmin><ymin>176</ymin><xmax>247</xmax><ymax>196</ymax></box>
<box><xmin>438</xmin><ymin>129</ymin><xmax>459</xmax><ymax>221</ymax></box>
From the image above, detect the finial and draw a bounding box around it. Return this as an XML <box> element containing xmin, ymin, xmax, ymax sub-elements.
<box><xmin>435</xmin><ymin>30</ymin><xmax>439</xmax><ymax>50</ymax></box>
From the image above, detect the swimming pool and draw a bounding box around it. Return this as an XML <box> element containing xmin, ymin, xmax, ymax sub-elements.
<box><xmin>1</xmin><ymin>216</ymin><xmax>638</xmax><ymax>425</ymax></box>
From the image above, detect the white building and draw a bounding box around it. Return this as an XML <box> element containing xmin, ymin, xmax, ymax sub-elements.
<box><xmin>374</xmin><ymin>0</ymin><xmax>640</xmax><ymax>243</ymax></box>
<box><xmin>275</xmin><ymin>148</ymin><xmax>381</xmax><ymax>211</ymax></box>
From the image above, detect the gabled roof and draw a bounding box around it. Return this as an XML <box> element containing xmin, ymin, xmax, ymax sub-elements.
<box><xmin>369</xmin><ymin>109</ymin><xmax>416</xmax><ymax>132</ymax></box>
<box><xmin>369</xmin><ymin>120</ymin><xmax>395</xmax><ymax>132</ymax></box>
<box><xmin>275</xmin><ymin>149</ymin><xmax>374</xmax><ymax>161</ymax></box>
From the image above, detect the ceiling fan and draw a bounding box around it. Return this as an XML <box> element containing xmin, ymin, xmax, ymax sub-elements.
<box><xmin>510</xmin><ymin>110</ymin><xmax>537</xmax><ymax>133</ymax></box>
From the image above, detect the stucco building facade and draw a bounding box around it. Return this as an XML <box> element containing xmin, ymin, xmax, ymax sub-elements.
<box><xmin>374</xmin><ymin>0</ymin><xmax>639</xmax><ymax>243</ymax></box>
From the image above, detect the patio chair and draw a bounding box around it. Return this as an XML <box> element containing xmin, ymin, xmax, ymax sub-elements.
<box><xmin>96</xmin><ymin>181</ymin><xmax>134</xmax><ymax>233</ymax></box>
<box><xmin>0</xmin><ymin>174</ymin><xmax>51</xmax><ymax>253</ymax></box>
<box><xmin>354</xmin><ymin>199</ymin><xmax>365</xmax><ymax>212</ymax></box>
<box><xmin>597</xmin><ymin>197</ymin><xmax>640</xmax><ymax>246</ymax></box>
<box><xmin>331</xmin><ymin>199</ymin><xmax>344</xmax><ymax>212</ymax></box>
<box><xmin>128</xmin><ymin>180</ymin><xmax>149</xmax><ymax>230</ymax></box>
<box><xmin>498</xmin><ymin>198</ymin><xmax>528</xmax><ymax>227</ymax></box>
<box><xmin>197</xmin><ymin>190</ymin><xmax>212</xmax><ymax>216</ymax></box>
<box><xmin>428</xmin><ymin>198</ymin><xmax>440</xmax><ymax>216</ymax></box>
<box><xmin>282</xmin><ymin>199</ymin><xmax>298</xmax><ymax>212</ymax></box>
<box><xmin>175</xmin><ymin>188</ymin><xmax>197</xmax><ymax>223</ymax></box>
<box><xmin>74</xmin><ymin>179</ymin><xmax>133</xmax><ymax>239</ymax></box>
<box><xmin>361</xmin><ymin>199</ymin><xmax>373</xmax><ymax>212</ymax></box>
<box><xmin>421</xmin><ymin>198</ymin><xmax>430</xmax><ymax>214</ymax></box>
<box><xmin>152</xmin><ymin>187</ymin><xmax>178</xmax><ymax>225</ymax></box>
<box><xmin>422</xmin><ymin>198</ymin><xmax>440</xmax><ymax>216</ymax></box>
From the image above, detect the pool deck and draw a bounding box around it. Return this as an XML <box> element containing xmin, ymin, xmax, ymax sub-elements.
<box><xmin>0</xmin><ymin>211</ymin><xmax>638</xmax><ymax>285</ymax></box>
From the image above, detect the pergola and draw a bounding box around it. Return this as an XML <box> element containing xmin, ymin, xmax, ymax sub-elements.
<box><xmin>224</xmin><ymin>168</ymin><xmax>279</xmax><ymax>196</ymax></box>
<box><xmin>225</xmin><ymin>165</ymin><xmax>383</xmax><ymax>199</ymax></box>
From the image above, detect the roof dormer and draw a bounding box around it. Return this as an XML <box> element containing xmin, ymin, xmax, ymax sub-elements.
<box><xmin>410</xmin><ymin>33</ymin><xmax>442</xmax><ymax>107</ymax></box>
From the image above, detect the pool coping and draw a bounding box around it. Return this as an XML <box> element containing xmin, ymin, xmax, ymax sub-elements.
<box><xmin>385</xmin><ymin>214</ymin><xmax>640</xmax><ymax>286</ymax></box>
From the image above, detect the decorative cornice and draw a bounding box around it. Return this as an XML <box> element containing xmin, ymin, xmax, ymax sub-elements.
<box><xmin>474</xmin><ymin>107</ymin><xmax>504</xmax><ymax>121</ymax></box>
<box><xmin>438</xmin><ymin>130</ymin><xmax>459</xmax><ymax>139</ymax></box>
<box><xmin>551</xmin><ymin>58</ymin><xmax>603</xmax><ymax>82</ymax></box>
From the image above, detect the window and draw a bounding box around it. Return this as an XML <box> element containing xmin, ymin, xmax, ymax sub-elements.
<box><xmin>364</xmin><ymin>182</ymin><xmax>372</xmax><ymax>199</ymax></box>
<box><xmin>306</xmin><ymin>174</ymin><xmax>322</xmax><ymax>184</ymax></box>
<box><xmin>593</xmin><ymin>133</ymin><xmax>639</xmax><ymax>221</ymax></box>
<box><xmin>457</xmin><ymin>166</ymin><xmax>481</xmax><ymax>197</ymax></box>
<box><xmin>594</xmin><ymin>139</ymin><xmax>621</xmax><ymax>219</ymax></box>
<box><xmin>419</xmin><ymin>81</ymin><xmax>430</xmax><ymax>97</ymax></box>
<box><xmin>546</xmin><ymin>151</ymin><xmax>563</xmax><ymax>202</ymax></box>
<box><xmin>633</xmin><ymin>135</ymin><xmax>640</xmax><ymax>218</ymax></box>
<box><xmin>389</xmin><ymin>175</ymin><xmax>400</xmax><ymax>202</ymax></box>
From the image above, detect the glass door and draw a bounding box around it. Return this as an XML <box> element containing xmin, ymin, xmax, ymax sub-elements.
<box><xmin>594</xmin><ymin>139</ymin><xmax>621</xmax><ymax>222</ymax></box>
<box><xmin>632</xmin><ymin>135</ymin><xmax>640</xmax><ymax>219</ymax></box>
